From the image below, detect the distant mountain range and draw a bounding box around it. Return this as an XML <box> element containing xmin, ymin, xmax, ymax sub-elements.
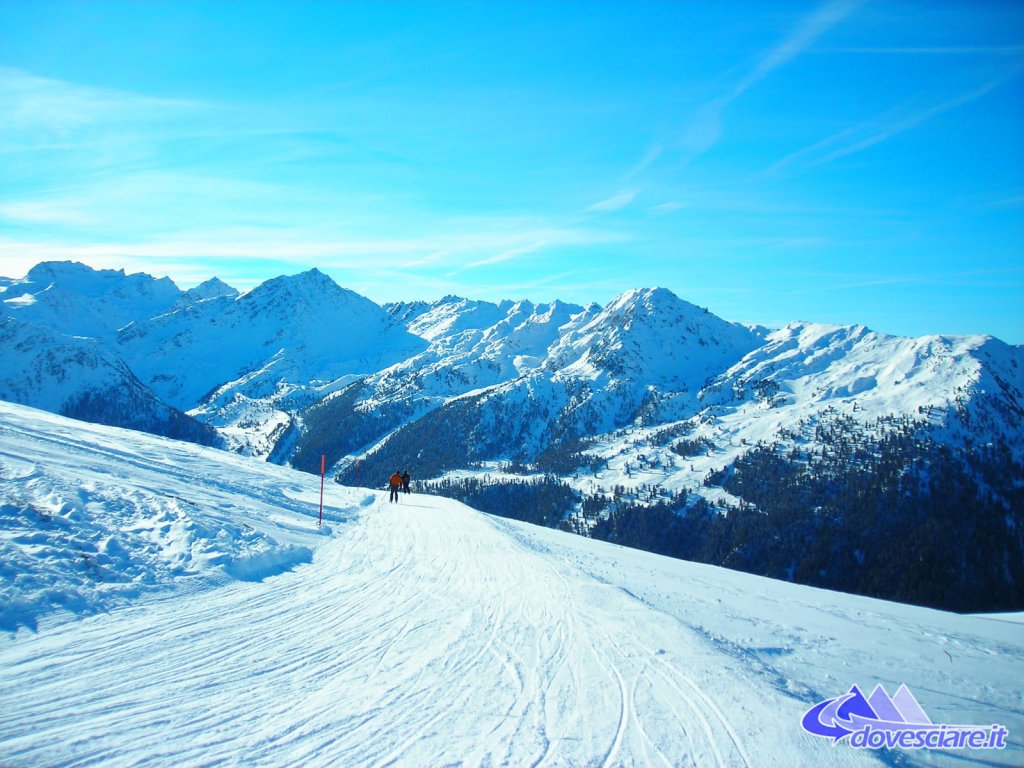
<box><xmin>3</xmin><ymin>260</ymin><xmax>1022</xmax><ymax>611</ymax></box>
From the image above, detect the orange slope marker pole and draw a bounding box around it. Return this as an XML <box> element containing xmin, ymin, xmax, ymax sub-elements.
<box><xmin>319</xmin><ymin>454</ymin><xmax>325</xmax><ymax>527</ymax></box>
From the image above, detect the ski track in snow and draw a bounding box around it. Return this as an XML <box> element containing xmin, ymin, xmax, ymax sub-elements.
<box><xmin>2</xmin><ymin>493</ymin><xmax>869</xmax><ymax>768</ymax></box>
<box><xmin>1</xmin><ymin>405</ymin><xmax>1021</xmax><ymax>767</ymax></box>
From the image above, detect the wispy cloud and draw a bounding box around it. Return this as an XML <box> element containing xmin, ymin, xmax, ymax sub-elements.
<box><xmin>985</xmin><ymin>195</ymin><xmax>1024</xmax><ymax>210</ymax></box>
<box><xmin>0</xmin><ymin>171</ymin><xmax>310</xmax><ymax>240</ymax></box>
<box><xmin>587</xmin><ymin>189</ymin><xmax>638</xmax><ymax>212</ymax></box>
<box><xmin>648</xmin><ymin>201</ymin><xmax>687</xmax><ymax>215</ymax></box>
<box><xmin>0</xmin><ymin>200</ymin><xmax>97</xmax><ymax>227</ymax></box>
<box><xmin>733</xmin><ymin>0</ymin><xmax>866</xmax><ymax>98</ymax></box>
<box><xmin>676</xmin><ymin>0</ymin><xmax>865</xmax><ymax>160</ymax></box>
<box><xmin>447</xmin><ymin>241</ymin><xmax>549</xmax><ymax>276</ymax></box>
<box><xmin>774</xmin><ymin>263</ymin><xmax>1024</xmax><ymax>296</ymax></box>
<box><xmin>0</xmin><ymin>66</ymin><xmax>202</xmax><ymax>151</ymax></box>
<box><xmin>0</xmin><ymin>67</ymin><xmax>348</xmax><ymax>198</ymax></box>
<box><xmin>768</xmin><ymin>64</ymin><xmax>1024</xmax><ymax>174</ymax></box>
<box><xmin>625</xmin><ymin>145</ymin><xmax>663</xmax><ymax>179</ymax></box>
<box><xmin>823</xmin><ymin>46</ymin><xmax>1024</xmax><ymax>56</ymax></box>
<box><xmin>0</xmin><ymin>219</ymin><xmax>629</xmax><ymax>285</ymax></box>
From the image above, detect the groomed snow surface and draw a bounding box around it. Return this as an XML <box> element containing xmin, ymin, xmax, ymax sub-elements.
<box><xmin>1</xmin><ymin>402</ymin><xmax>1021</xmax><ymax>767</ymax></box>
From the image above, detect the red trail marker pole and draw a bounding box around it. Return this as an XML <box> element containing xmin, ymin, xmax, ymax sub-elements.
<box><xmin>319</xmin><ymin>454</ymin><xmax>325</xmax><ymax>527</ymax></box>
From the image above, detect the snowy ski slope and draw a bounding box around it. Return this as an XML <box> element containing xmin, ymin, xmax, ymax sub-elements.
<box><xmin>1</xmin><ymin>401</ymin><xmax>1021</xmax><ymax>767</ymax></box>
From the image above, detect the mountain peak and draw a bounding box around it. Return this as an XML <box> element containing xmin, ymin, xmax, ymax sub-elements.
<box><xmin>240</xmin><ymin>268</ymin><xmax>371</xmax><ymax>311</ymax></box>
<box><xmin>265</xmin><ymin>267</ymin><xmax>333</xmax><ymax>290</ymax></box>
<box><xmin>600</xmin><ymin>287</ymin><xmax>727</xmax><ymax>337</ymax></box>
<box><xmin>181</xmin><ymin>277</ymin><xmax>238</xmax><ymax>304</ymax></box>
<box><xmin>27</xmin><ymin>260</ymin><xmax>133</xmax><ymax>280</ymax></box>
<box><xmin>544</xmin><ymin>286</ymin><xmax>761</xmax><ymax>389</ymax></box>
<box><xmin>608</xmin><ymin>286</ymin><xmax>706</xmax><ymax>316</ymax></box>
<box><xmin>27</xmin><ymin>260</ymin><xmax>111</xmax><ymax>284</ymax></box>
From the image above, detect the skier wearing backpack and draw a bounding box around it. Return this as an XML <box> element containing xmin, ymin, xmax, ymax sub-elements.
<box><xmin>401</xmin><ymin>470</ymin><xmax>411</xmax><ymax>494</ymax></box>
<box><xmin>388</xmin><ymin>471</ymin><xmax>403</xmax><ymax>503</ymax></box>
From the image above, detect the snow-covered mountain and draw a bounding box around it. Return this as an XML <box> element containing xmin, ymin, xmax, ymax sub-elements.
<box><xmin>176</xmin><ymin>276</ymin><xmax>239</xmax><ymax>306</ymax></box>
<box><xmin>2</xmin><ymin>260</ymin><xmax>1021</xmax><ymax>612</ymax></box>
<box><xmin>286</xmin><ymin>296</ymin><xmax>602</xmax><ymax>473</ymax></box>
<box><xmin>0</xmin><ymin>316</ymin><xmax>219</xmax><ymax>445</ymax></box>
<box><xmin>294</xmin><ymin>289</ymin><xmax>761</xmax><ymax>473</ymax></box>
<box><xmin>369</xmin><ymin>297</ymin><xmax>593</xmax><ymax>406</ymax></box>
<box><xmin>481</xmin><ymin>287</ymin><xmax>764</xmax><ymax>455</ymax></box>
<box><xmin>696</xmin><ymin>321</ymin><xmax>1024</xmax><ymax>456</ymax></box>
<box><xmin>118</xmin><ymin>268</ymin><xmax>425</xmax><ymax>411</ymax></box>
<box><xmin>0</xmin><ymin>262</ymin><xmax>427</xmax><ymax>455</ymax></box>
<box><xmin>0</xmin><ymin>262</ymin><xmax>234</xmax><ymax>445</ymax></box>
<box><xmin>542</xmin><ymin>287</ymin><xmax>763</xmax><ymax>387</ymax></box>
<box><xmin>1</xmin><ymin>401</ymin><xmax>1021</xmax><ymax>767</ymax></box>
<box><xmin>114</xmin><ymin>268</ymin><xmax>426</xmax><ymax>459</ymax></box>
<box><xmin>326</xmin><ymin>286</ymin><xmax>1023</xmax><ymax>483</ymax></box>
<box><xmin>1</xmin><ymin>261</ymin><xmax>181</xmax><ymax>339</ymax></box>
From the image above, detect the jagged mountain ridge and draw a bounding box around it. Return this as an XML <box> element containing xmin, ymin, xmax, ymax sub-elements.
<box><xmin>3</xmin><ymin>260</ymin><xmax>1021</xmax><ymax>473</ymax></box>
<box><xmin>368</xmin><ymin>298</ymin><xmax>596</xmax><ymax>407</ymax></box>
<box><xmin>3</xmin><ymin>260</ymin><xmax>1022</xmax><ymax>609</ymax></box>
<box><xmin>287</xmin><ymin>296</ymin><xmax>602</xmax><ymax>474</ymax></box>
<box><xmin>0</xmin><ymin>264</ymin><xmax>226</xmax><ymax>442</ymax></box>
<box><xmin>294</xmin><ymin>288</ymin><xmax>768</xmax><ymax>479</ymax></box>
<box><xmin>117</xmin><ymin>268</ymin><xmax>426</xmax><ymax>411</ymax></box>
<box><xmin>700</xmin><ymin>322</ymin><xmax>1024</xmax><ymax>445</ymax></box>
<box><xmin>1</xmin><ymin>261</ymin><xmax>181</xmax><ymax>339</ymax></box>
<box><xmin>330</xmin><ymin>293</ymin><xmax>1023</xmax><ymax>484</ymax></box>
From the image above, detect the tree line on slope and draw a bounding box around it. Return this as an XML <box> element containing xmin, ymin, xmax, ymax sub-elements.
<box><xmin>418</xmin><ymin>475</ymin><xmax>576</xmax><ymax>529</ymax></box>
<box><xmin>64</xmin><ymin>387</ymin><xmax>222</xmax><ymax>447</ymax></box>
<box><xmin>590</xmin><ymin>419</ymin><xmax>1023</xmax><ymax>613</ymax></box>
<box><xmin>290</xmin><ymin>380</ymin><xmax>420</xmax><ymax>475</ymax></box>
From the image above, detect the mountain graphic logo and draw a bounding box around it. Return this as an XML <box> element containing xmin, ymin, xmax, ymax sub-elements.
<box><xmin>801</xmin><ymin>684</ymin><xmax>1009</xmax><ymax>751</ymax></box>
<box><xmin>802</xmin><ymin>684</ymin><xmax>931</xmax><ymax>742</ymax></box>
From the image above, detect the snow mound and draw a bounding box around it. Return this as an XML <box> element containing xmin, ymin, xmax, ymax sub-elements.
<box><xmin>0</xmin><ymin>401</ymin><xmax>338</xmax><ymax>631</ymax></box>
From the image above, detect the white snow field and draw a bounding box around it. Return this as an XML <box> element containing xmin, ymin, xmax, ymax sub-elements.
<box><xmin>1</xmin><ymin>401</ymin><xmax>1021</xmax><ymax>767</ymax></box>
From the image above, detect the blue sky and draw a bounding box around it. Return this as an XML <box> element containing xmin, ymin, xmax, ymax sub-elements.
<box><xmin>1</xmin><ymin>1</ymin><xmax>1022</xmax><ymax>342</ymax></box>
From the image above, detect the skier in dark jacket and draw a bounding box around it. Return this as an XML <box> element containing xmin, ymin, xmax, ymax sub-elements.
<box><xmin>388</xmin><ymin>471</ymin><xmax>403</xmax><ymax>503</ymax></box>
<box><xmin>401</xmin><ymin>470</ymin><xmax>411</xmax><ymax>494</ymax></box>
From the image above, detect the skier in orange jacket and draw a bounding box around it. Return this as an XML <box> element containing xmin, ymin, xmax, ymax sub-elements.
<box><xmin>388</xmin><ymin>471</ymin><xmax>403</xmax><ymax>503</ymax></box>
